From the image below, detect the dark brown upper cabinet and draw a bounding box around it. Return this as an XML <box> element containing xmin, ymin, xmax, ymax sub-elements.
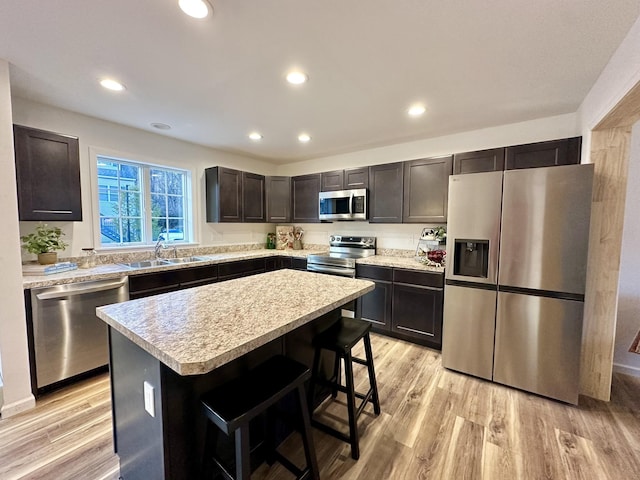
<box><xmin>206</xmin><ymin>167</ymin><xmax>266</xmax><ymax>223</ymax></box>
<box><xmin>453</xmin><ymin>148</ymin><xmax>505</xmax><ymax>175</ymax></box>
<box><xmin>344</xmin><ymin>167</ymin><xmax>369</xmax><ymax>189</ymax></box>
<box><xmin>205</xmin><ymin>167</ymin><xmax>242</xmax><ymax>222</ymax></box>
<box><xmin>369</xmin><ymin>162</ymin><xmax>404</xmax><ymax>223</ymax></box>
<box><xmin>505</xmin><ymin>137</ymin><xmax>581</xmax><ymax>170</ymax></box>
<box><xmin>266</xmin><ymin>176</ymin><xmax>291</xmax><ymax>223</ymax></box>
<box><xmin>291</xmin><ymin>173</ymin><xmax>321</xmax><ymax>223</ymax></box>
<box><xmin>320</xmin><ymin>170</ymin><xmax>344</xmax><ymax>191</ymax></box>
<box><xmin>321</xmin><ymin>167</ymin><xmax>369</xmax><ymax>191</ymax></box>
<box><xmin>241</xmin><ymin>171</ymin><xmax>265</xmax><ymax>222</ymax></box>
<box><xmin>402</xmin><ymin>155</ymin><xmax>452</xmax><ymax>223</ymax></box>
<box><xmin>14</xmin><ymin>125</ymin><xmax>82</xmax><ymax>221</ymax></box>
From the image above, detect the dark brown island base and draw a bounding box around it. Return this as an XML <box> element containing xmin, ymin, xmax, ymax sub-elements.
<box><xmin>97</xmin><ymin>269</ymin><xmax>374</xmax><ymax>480</ymax></box>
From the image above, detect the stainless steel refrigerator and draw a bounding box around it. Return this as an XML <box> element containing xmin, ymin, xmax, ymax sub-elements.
<box><xmin>441</xmin><ymin>164</ymin><xmax>594</xmax><ymax>404</ymax></box>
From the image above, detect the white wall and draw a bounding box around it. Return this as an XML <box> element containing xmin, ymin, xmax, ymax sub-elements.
<box><xmin>614</xmin><ymin>121</ymin><xmax>640</xmax><ymax>375</ymax></box>
<box><xmin>0</xmin><ymin>60</ymin><xmax>35</xmax><ymax>417</ymax></box>
<box><xmin>577</xmin><ymin>15</ymin><xmax>640</xmax><ymax>148</ymax></box>
<box><xmin>11</xmin><ymin>98</ymin><xmax>275</xmax><ymax>259</ymax></box>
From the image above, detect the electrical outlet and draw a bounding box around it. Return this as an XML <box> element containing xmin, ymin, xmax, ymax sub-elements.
<box><xmin>143</xmin><ymin>381</ymin><xmax>155</xmax><ymax>417</ymax></box>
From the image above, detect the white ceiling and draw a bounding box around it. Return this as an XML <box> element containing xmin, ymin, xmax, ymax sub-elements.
<box><xmin>1</xmin><ymin>0</ymin><xmax>639</xmax><ymax>164</ymax></box>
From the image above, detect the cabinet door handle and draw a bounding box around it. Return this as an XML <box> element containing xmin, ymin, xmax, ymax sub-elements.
<box><xmin>32</xmin><ymin>209</ymin><xmax>73</xmax><ymax>214</ymax></box>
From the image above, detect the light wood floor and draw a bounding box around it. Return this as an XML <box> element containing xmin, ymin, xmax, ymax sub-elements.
<box><xmin>1</xmin><ymin>334</ymin><xmax>639</xmax><ymax>479</ymax></box>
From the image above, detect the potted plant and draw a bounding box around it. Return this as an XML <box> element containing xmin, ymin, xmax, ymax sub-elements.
<box><xmin>21</xmin><ymin>224</ymin><xmax>69</xmax><ymax>265</ymax></box>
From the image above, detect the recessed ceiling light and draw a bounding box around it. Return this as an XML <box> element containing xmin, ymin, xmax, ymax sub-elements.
<box><xmin>248</xmin><ymin>132</ymin><xmax>263</xmax><ymax>141</ymax></box>
<box><xmin>178</xmin><ymin>0</ymin><xmax>211</xmax><ymax>19</ymax></box>
<box><xmin>100</xmin><ymin>78</ymin><xmax>125</xmax><ymax>91</ymax></box>
<box><xmin>151</xmin><ymin>123</ymin><xmax>171</xmax><ymax>130</ymax></box>
<box><xmin>408</xmin><ymin>104</ymin><xmax>426</xmax><ymax>117</ymax></box>
<box><xmin>286</xmin><ymin>71</ymin><xmax>308</xmax><ymax>85</ymax></box>
<box><xmin>298</xmin><ymin>133</ymin><xmax>311</xmax><ymax>143</ymax></box>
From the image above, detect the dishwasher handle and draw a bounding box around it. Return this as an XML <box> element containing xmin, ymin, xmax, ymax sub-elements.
<box><xmin>35</xmin><ymin>278</ymin><xmax>128</xmax><ymax>300</ymax></box>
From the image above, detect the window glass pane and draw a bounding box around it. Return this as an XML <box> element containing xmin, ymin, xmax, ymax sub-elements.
<box><xmin>100</xmin><ymin>217</ymin><xmax>120</xmax><ymax>244</ymax></box>
<box><xmin>154</xmin><ymin>218</ymin><xmax>184</xmax><ymax>241</ymax></box>
<box><xmin>120</xmin><ymin>189</ymin><xmax>142</xmax><ymax>217</ymax></box>
<box><xmin>152</xmin><ymin>219</ymin><xmax>169</xmax><ymax>241</ymax></box>
<box><xmin>122</xmin><ymin>218</ymin><xmax>142</xmax><ymax>243</ymax></box>
<box><xmin>168</xmin><ymin>195</ymin><xmax>184</xmax><ymax>217</ymax></box>
<box><xmin>167</xmin><ymin>171</ymin><xmax>183</xmax><ymax>195</ymax></box>
<box><xmin>151</xmin><ymin>193</ymin><xmax>167</xmax><ymax>217</ymax></box>
<box><xmin>150</xmin><ymin>170</ymin><xmax>166</xmax><ymax>194</ymax></box>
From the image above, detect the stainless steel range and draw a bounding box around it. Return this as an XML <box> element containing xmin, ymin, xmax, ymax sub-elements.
<box><xmin>307</xmin><ymin>235</ymin><xmax>376</xmax><ymax>278</ymax></box>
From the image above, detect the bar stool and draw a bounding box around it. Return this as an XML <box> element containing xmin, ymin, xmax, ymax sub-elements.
<box><xmin>307</xmin><ymin>317</ymin><xmax>381</xmax><ymax>460</ymax></box>
<box><xmin>201</xmin><ymin>355</ymin><xmax>319</xmax><ymax>480</ymax></box>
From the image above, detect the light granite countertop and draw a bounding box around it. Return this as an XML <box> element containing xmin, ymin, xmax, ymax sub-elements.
<box><xmin>23</xmin><ymin>249</ymin><xmax>444</xmax><ymax>288</ymax></box>
<box><xmin>356</xmin><ymin>255</ymin><xmax>445</xmax><ymax>273</ymax></box>
<box><xmin>22</xmin><ymin>248</ymin><xmax>327</xmax><ymax>289</ymax></box>
<box><xmin>97</xmin><ymin>269</ymin><xmax>374</xmax><ymax>376</ymax></box>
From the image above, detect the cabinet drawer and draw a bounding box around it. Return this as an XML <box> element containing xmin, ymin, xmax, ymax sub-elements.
<box><xmin>356</xmin><ymin>264</ymin><xmax>392</xmax><ymax>281</ymax></box>
<box><xmin>218</xmin><ymin>258</ymin><xmax>266</xmax><ymax>280</ymax></box>
<box><xmin>129</xmin><ymin>271</ymin><xmax>181</xmax><ymax>293</ymax></box>
<box><xmin>179</xmin><ymin>265</ymin><xmax>218</xmax><ymax>288</ymax></box>
<box><xmin>291</xmin><ymin>257</ymin><xmax>307</xmax><ymax>270</ymax></box>
<box><xmin>393</xmin><ymin>268</ymin><xmax>443</xmax><ymax>288</ymax></box>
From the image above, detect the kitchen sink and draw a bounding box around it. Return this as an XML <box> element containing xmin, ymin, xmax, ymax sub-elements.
<box><xmin>119</xmin><ymin>256</ymin><xmax>213</xmax><ymax>269</ymax></box>
<box><xmin>119</xmin><ymin>260</ymin><xmax>171</xmax><ymax>269</ymax></box>
<box><xmin>161</xmin><ymin>256</ymin><xmax>212</xmax><ymax>264</ymax></box>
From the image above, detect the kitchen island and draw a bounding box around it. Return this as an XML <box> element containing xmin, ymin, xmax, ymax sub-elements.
<box><xmin>97</xmin><ymin>269</ymin><xmax>374</xmax><ymax>480</ymax></box>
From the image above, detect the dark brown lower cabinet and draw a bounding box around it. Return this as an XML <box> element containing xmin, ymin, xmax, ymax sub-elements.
<box><xmin>356</xmin><ymin>265</ymin><xmax>392</xmax><ymax>333</ymax></box>
<box><xmin>291</xmin><ymin>257</ymin><xmax>307</xmax><ymax>270</ymax></box>
<box><xmin>265</xmin><ymin>256</ymin><xmax>293</xmax><ymax>271</ymax></box>
<box><xmin>356</xmin><ymin>265</ymin><xmax>444</xmax><ymax>349</ymax></box>
<box><xmin>391</xmin><ymin>269</ymin><xmax>443</xmax><ymax>349</ymax></box>
<box><xmin>218</xmin><ymin>258</ymin><xmax>266</xmax><ymax>281</ymax></box>
<box><xmin>128</xmin><ymin>265</ymin><xmax>219</xmax><ymax>299</ymax></box>
<box><xmin>391</xmin><ymin>282</ymin><xmax>443</xmax><ymax>349</ymax></box>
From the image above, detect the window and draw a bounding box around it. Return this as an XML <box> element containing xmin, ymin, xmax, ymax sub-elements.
<box><xmin>96</xmin><ymin>156</ymin><xmax>192</xmax><ymax>246</ymax></box>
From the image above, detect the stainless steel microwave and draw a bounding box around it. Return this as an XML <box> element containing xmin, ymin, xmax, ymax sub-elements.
<box><xmin>319</xmin><ymin>188</ymin><xmax>368</xmax><ymax>221</ymax></box>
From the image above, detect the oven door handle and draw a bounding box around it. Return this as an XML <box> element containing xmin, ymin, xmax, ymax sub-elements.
<box><xmin>307</xmin><ymin>264</ymin><xmax>356</xmax><ymax>277</ymax></box>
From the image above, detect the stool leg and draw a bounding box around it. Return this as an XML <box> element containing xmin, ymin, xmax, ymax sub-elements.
<box><xmin>331</xmin><ymin>352</ymin><xmax>341</xmax><ymax>399</ymax></box>
<box><xmin>343</xmin><ymin>350</ymin><xmax>360</xmax><ymax>460</ymax></box>
<box><xmin>265</xmin><ymin>405</ymin><xmax>277</xmax><ymax>466</ymax></box>
<box><xmin>235</xmin><ymin>424</ymin><xmax>251</xmax><ymax>480</ymax></box>
<box><xmin>308</xmin><ymin>347</ymin><xmax>322</xmax><ymax>414</ymax></box>
<box><xmin>363</xmin><ymin>333</ymin><xmax>381</xmax><ymax>415</ymax></box>
<box><xmin>201</xmin><ymin>422</ymin><xmax>218</xmax><ymax>478</ymax></box>
<box><xmin>297</xmin><ymin>384</ymin><xmax>320</xmax><ymax>480</ymax></box>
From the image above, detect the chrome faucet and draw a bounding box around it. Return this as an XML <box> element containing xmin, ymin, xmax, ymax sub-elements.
<box><xmin>155</xmin><ymin>228</ymin><xmax>166</xmax><ymax>259</ymax></box>
<box><xmin>154</xmin><ymin>236</ymin><xmax>164</xmax><ymax>259</ymax></box>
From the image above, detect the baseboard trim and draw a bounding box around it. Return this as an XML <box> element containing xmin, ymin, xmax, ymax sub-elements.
<box><xmin>0</xmin><ymin>393</ymin><xmax>35</xmax><ymax>418</ymax></box>
<box><xmin>613</xmin><ymin>362</ymin><xmax>640</xmax><ymax>377</ymax></box>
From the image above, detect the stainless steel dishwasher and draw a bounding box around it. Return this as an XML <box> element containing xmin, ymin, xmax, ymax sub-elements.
<box><xmin>30</xmin><ymin>277</ymin><xmax>129</xmax><ymax>391</ymax></box>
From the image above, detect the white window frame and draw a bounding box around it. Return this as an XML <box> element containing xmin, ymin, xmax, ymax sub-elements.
<box><xmin>89</xmin><ymin>147</ymin><xmax>196</xmax><ymax>250</ymax></box>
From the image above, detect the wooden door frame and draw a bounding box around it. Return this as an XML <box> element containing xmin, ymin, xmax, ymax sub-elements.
<box><xmin>581</xmin><ymin>81</ymin><xmax>640</xmax><ymax>400</ymax></box>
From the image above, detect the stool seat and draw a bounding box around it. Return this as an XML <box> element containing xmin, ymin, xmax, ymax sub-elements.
<box><xmin>201</xmin><ymin>355</ymin><xmax>319</xmax><ymax>480</ymax></box>
<box><xmin>314</xmin><ymin>317</ymin><xmax>372</xmax><ymax>354</ymax></box>
<box><xmin>202</xmin><ymin>355</ymin><xmax>310</xmax><ymax>434</ymax></box>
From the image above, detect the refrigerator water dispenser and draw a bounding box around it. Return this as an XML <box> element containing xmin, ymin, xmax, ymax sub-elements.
<box><xmin>453</xmin><ymin>239</ymin><xmax>489</xmax><ymax>278</ymax></box>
